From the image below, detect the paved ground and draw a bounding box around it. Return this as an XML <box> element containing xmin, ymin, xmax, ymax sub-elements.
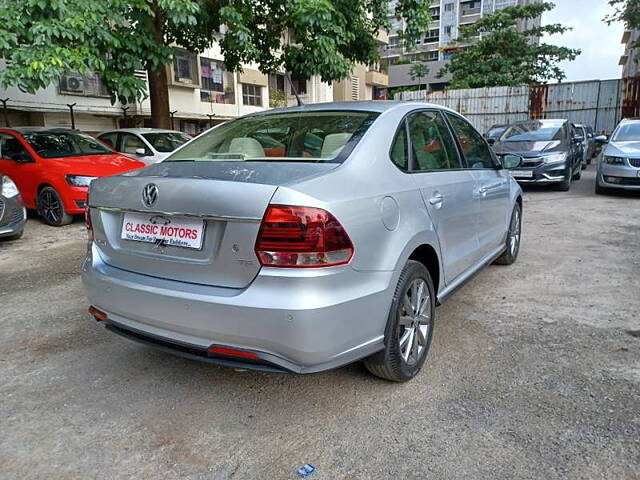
<box><xmin>1</xmin><ymin>165</ymin><xmax>639</xmax><ymax>479</ymax></box>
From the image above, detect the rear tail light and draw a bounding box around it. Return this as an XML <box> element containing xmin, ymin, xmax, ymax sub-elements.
<box><xmin>85</xmin><ymin>207</ymin><xmax>94</xmax><ymax>242</ymax></box>
<box><xmin>255</xmin><ymin>205</ymin><xmax>354</xmax><ymax>268</ymax></box>
<box><xmin>88</xmin><ymin>306</ymin><xmax>107</xmax><ymax>322</ymax></box>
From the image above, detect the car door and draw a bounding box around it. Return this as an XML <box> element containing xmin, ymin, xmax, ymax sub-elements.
<box><xmin>119</xmin><ymin>132</ymin><xmax>151</xmax><ymax>162</ymax></box>
<box><xmin>0</xmin><ymin>133</ymin><xmax>38</xmax><ymax>207</ymax></box>
<box><xmin>445</xmin><ymin>113</ymin><xmax>511</xmax><ymax>259</ymax></box>
<box><xmin>400</xmin><ymin>110</ymin><xmax>479</xmax><ymax>283</ymax></box>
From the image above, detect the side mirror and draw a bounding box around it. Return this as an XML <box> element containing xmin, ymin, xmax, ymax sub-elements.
<box><xmin>502</xmin><ymin>154</ymin><xmax>523</xmax><ymax>169</ymax></box>
<box><xmin>135</xmin><ymin>147</ymin><xmax>148</xmax><ymax>156</ymax></box>
<box><xmin>587</xmin><ymin>133</ymin><xmax>593</xmax><ymax>139</ymax></box>
<box><xmin>486</xmin><ymin>137</ymin><xmax>496</xmax><ymax>146</ymax></box>
<box><xmin>594</xmin><ymin>135</ymin><xmax>609</xmax><ymax>144</ymax></box>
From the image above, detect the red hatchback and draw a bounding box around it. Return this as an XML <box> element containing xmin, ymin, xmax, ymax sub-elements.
<box><xmin>0</xmin><ymin>127</ymin><xmax>145</xmax><ymax>226</ymax></box>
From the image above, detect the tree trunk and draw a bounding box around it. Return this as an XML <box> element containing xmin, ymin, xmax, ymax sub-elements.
<box><xmin>147</xmin><ymin>1</ymin><xmax>171</xmax><ymax>129</ymax></box>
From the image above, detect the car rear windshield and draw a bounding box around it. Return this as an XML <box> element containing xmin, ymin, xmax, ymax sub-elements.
<box><xmin>23</xmin><ymin>131</ymin><xmax>113</xmax><ymax>158</ymax></box>
<box><xmin>612</xmin><ymin>123</ymin><xmax>640</xmax><ymax>142</ymax></box>
<box><xmin>502</xmin><ymin>121</ymin><xmax>564</xmax><ymax>142</ymax></box>
<box><xmin>142</xmin><ymin>132</ymin><xmax>191</xmax><ymax>152</ymax></box>
<box><xmin>164</xmin><ymin>111</ymin><xmax>379</xmax><ymax>163</ymax></box>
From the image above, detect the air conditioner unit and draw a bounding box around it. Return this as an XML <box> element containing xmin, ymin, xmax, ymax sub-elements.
<box><xmin>60</xmin><ymin>74</ymin><xmax>85</xmax><ymax>94</ymax></box>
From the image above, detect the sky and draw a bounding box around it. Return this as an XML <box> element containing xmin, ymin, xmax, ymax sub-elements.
<box><xmin>543</xmin><ymin>0</ymin><xmax>625</xmax><ymax>81</ymax></box>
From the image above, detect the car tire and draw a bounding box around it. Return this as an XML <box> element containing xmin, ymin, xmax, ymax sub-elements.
<box><xmin>556</xmin><ymin>169</ymin><xmax>571</xmax><ymax>191</ymax></box>
<box><xmin>363</xmin><ymin>260</ymin><xmax>435</xmax><ymax>382</ymax></box>
<box><xmin>2</xmin><ymin>229</ymin><xmax>24</xmax><ymax>241</ymax></box>
<box><xmin>595</xmin><ymin>182</ymin><xmax>609</xmax><ymax>195</ymax></box>
<box><xmin>573</xmin><ymin>167</ymin><xmax>582</xmax><ymax>180</ymax></box>
<box><xmin>37</xmin><ymin>186</ymin><xmax>73</xmax><ymax>226</ymax></box>
<box><xmin>494</xmin><ymin>203</ymin><xmax>522</xmax><ymax>266</ymax></box>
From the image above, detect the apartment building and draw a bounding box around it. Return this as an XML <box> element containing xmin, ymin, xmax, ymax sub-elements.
<box><xmin>620</xmin><ymin>29</ymin><xmax>640</xmax><ymax>78</ymax></box>
<box><xmin>382</xmin><ymin>0</ymin><xmax>542</xmax><ymax>91</ymax></box>
<box><xmin>0</xmin><ymin>28</ymin><xmax>392</xmax><ymax>135</ymax></box>
<box><xmin>0</xmin><ymin>43</ymin><xmax>333</xmax><ymax>135</ymax></box>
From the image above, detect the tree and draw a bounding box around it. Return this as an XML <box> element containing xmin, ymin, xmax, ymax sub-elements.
<box><xmin>605</xmin><ymin>0</ymin><xmax>640</xmax><ymax>64</ymax></box>
<box><xmin>439</xmin><ymin>2</ymin><xmax>580</xmax><ymax>89</ymax></box>
<box><xmin>409</xmin><ymin>62</ymin><xmax>430</xmax><ymax>92</ymax></box>
<box><xmin>0</xmin><ymin>0</ymin><xmax>432</xmax><ymax>128</ymax></box>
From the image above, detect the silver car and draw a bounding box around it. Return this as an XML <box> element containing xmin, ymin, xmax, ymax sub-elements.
<box><xmin>0</xmin><ymin>174</ymin><xmax>26</xmax><ymax>240</ymax></box>
<box><xmin>596</xmin><ymin>118</ymin><xmax>640</xmax><ymax>194</ymax></box>
<box><xmin>82</xmin><ymin>102</ymin><xmax>523</xmax><ymax>382</ymax></box>
<box><xmin>98</xmin><ymin>128</ymin><xmax>192</xmax><ymax>165</ymax></box>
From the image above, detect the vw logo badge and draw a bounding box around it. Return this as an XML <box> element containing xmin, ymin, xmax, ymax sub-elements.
<box><xmin>142</xmin><ymin>183</ymin><xmax>158</xmax><ymax>207</ymax></box>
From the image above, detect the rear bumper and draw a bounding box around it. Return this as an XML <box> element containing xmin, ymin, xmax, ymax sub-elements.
<box><xmin>0</xmin><ymin>195</ymin><xmax>26</xmax><ymax>238</ymax></box>
<box><xmin>81</xmin><ymin>243</ymin><xmax>393</xmax><ymax>373</ymax></box>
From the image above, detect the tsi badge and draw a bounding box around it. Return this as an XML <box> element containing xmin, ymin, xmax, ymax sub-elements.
<box><xmin>142</xmin><ymin>183</ymin><xmax>159</xmax><ymax>208</ymax></box>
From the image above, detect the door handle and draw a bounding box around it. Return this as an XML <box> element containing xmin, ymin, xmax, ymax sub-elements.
<box><xmin>478</xmin><ymin>187</ymin><xmax>488</xmax><ymax>197</ymax></box>
<box><xmin>429</xmin><ymin>193</ymin><xmax>444</xmax><ymax>208</ymax></box>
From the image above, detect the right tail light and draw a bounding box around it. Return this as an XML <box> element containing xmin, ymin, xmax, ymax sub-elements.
<box><xmin>255</xmin><ymin>205</ymin><xmax>354</xmax><ymax>268</ymax></box>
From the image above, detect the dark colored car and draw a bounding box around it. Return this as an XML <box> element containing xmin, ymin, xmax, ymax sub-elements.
<box><xmin>0</xmin><ymin>174</ymin><xmax>26</xmax><ymax>240</ymax></box>
<box><xmin>491</xmin><ymin>119</ymin><xmax>583</xmax><ymax>191</ymax></box>
<box><xmin>484</xmin><ymin>124</ymin><xmax>508</xmax><ymax>145</ymax></box>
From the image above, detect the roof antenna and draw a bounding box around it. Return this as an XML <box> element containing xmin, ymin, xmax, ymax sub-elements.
<box><xmin>286</xmin><ymin>72</ymin><xmax>304</xmax><ymax>106</ymax></box>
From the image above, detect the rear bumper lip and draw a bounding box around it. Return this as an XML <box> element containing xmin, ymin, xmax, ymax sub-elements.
<box><xmin>82</xmin><ymin>244</ymin><xmax>392</xmax><ymax>373</ymax></box>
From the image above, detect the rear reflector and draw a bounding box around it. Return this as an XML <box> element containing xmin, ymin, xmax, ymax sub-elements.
<box><xmin>255</xmin><ymin>205</ymin><xmax>354</xmax><ymax>268</ymax></box>
<box><xmin>208</xmin><ymin>346</ymin><xmax>260</xmax><ymax>360</ymax></box>
<box><xmin>88</xmin><ymin>306</ymin><xmax>107</xmax><ymax>322</ymax></box>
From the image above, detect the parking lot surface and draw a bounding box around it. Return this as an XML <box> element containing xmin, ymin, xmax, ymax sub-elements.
<box><xmin>1</xmin><ymin>166</ymin><xmax>638</xmax><ymax>479</ymax></box>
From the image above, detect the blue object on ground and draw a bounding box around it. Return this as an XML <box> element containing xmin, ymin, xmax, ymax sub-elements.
<box><xmin>296</xmin><ymin>464</ymin><xmax>316</xmax><ymax>477</ymax></box>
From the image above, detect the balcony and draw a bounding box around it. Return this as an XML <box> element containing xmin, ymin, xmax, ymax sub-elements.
<box><xmin>461</xmin><ymin>7</ymin><xmax>481</xmax><ymax>16</ymax></box>
<box><xmin>366</xmin><ymin>70</ymin><xmax>389</xmax><ymax>87</ymax></box>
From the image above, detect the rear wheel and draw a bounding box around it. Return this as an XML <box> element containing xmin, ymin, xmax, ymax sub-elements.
<box><xmin>37</xmin><ymin>186</ymin><xmax>73</xmax><ymax>226</ymax></box>
<box><xmin>364</xmin><ymin>260</ymin><xmax>435</xmax><ymax>382</ymax></box>
<box><xmin>495</xmin><ymin>203</ymin><xmax>522</xmax><ymax>265</ymax></box>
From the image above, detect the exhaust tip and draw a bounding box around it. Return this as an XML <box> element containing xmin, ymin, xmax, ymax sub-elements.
<box><xmin>88</xmin><ymin>306</ymin><xmax>107</xmax><ymax>322</ymax></box>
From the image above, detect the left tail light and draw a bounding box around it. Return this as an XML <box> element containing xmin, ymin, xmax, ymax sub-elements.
<box><xmin>255</xmin><ymin>205</ymin><xmax>354</xmax><ymax>268</ymax></box>
<box><xmin>85</xmin><ymin>207</ymin><xmax>94</xmax><ymax>242</ymax></box>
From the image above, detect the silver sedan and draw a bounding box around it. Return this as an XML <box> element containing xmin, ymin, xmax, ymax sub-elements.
<box><xmin>82</xmin><ymin>102</ymin><xmax>523</xmax><ymax>382</ymax></box>
<box><xmin>596</xmin><ymin>118</ymin><xmax>640</xmax><ymax>193</ymax></box>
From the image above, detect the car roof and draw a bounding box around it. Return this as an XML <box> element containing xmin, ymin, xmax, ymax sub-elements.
<box><xmin>99</xmin><ymin>128</ymin><xmax>185</xmax><ymax>135</ymax></box>
<box><xmin>253</xmin><ymin>100</ymin><xmax>457</xmax><ymax>116</ymax></box>
<box><xmin>0</xmin><ymin>127</ymin><xmax>79</xmax><ymax>134</ymax></box>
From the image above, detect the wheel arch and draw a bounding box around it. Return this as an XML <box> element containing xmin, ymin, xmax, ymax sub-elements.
<box><xmin>408</xmin><ymin>244</ymin><xmax>441</xmax><ymax>299</ymax></box>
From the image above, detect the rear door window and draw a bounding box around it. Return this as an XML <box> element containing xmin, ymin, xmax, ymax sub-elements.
<box><xmin>99</xmin><ymin>132</ymin><xmax>118</xmax><ymax>150</ymax></box>
<box><xmin>407</xmin><ymin>111</ymin><xmax>461</xmax><ymax>171</ymax></box>
<box><xmin>445</xmin><ymin>113</ymin><xmax>496</xmax><ymax>169</ymax></box>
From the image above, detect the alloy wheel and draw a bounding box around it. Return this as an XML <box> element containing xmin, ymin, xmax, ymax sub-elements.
<box><xmin>40</xmin><ymin>190</ymin><xmax>62</xmax><ymax>224</ymax></box>
<box><xmin>398</xmin><ymin>278</ymin><xmax>432</xmax><ymax>366</ymax></box>
<box><xmin>509</xmin><ymin>208</ymin><xmax>521</xmax><ymax>257</ymax></box>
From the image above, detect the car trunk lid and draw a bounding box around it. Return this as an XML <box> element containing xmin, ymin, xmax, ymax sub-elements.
<box><xmin>88</xmin><ymin>161</ymin><xmax>337</xmax><ymax>288</ymax></box>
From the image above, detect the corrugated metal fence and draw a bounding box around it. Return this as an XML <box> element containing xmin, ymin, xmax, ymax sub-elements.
<box><xmin>396</xmin><ymin>78</ymin><xmax>640</xmax><ymax>134</ymax></box>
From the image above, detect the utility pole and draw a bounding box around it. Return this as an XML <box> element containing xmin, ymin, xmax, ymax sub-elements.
<box><xmin>0</xmin><ymin>98</ymin><xmax>10</xmax><ymax>127</ymax></box>
<box><xmin>169</xmin><ymin>110</ymin><xmax>178</xmax><ymax>130</ymax></box>
<box><xmin>67</xmin><ymin>103</ymin><xmax>77</xmax><ymax>129</ymax></box>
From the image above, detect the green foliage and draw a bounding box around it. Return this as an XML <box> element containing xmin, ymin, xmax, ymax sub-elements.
<box><xmin>0</xmin><ymin>0</ymin><xmax>433</xmax><ymax>106</ymax></box>
<box><xmin>409</xmin><ymin>62</ymin><xmax>429</xmax><ymax>81</ymax></box>
<box><xmin>605</xmin><ymin>0</ymin><xmax>640</xmax><ymax>28</ymax></box>
<box><xmin>440</xmin><ymin>2</ymin><xmax>580</xmax><ymax>89</ymax></box>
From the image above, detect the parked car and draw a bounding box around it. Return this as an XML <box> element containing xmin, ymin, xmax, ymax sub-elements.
<box><xmin>484</xmin><ymin>124</ymin><xmax>508</xmax><ymax>145</ymax></box>
<box><xmin>491</xmin><ymin>119</ymin><xmax>583</xmax><ymax>191</ymax></box>
<box><xmin>0</xmin><ymin>127</ymin><xmax>145</xmax><ymax>226</ymax></box>
<box><xmin>575</xmin><ymin>123</ymin><xmax>594</xmax><ymax>169</ymax></box>
<box><xmin>98</xmin><ymin>128</ymin><xmax>192</xmax><ymax>165</ymax></box>
<box><xmin>0</xmin><ymin>174</ymin><xmax>26</xmax><ymax>240</ymax></box>
<box><xmin>83</xmin><ymin>102</ymin><xmax>523</xmax><ymax>382</ymax></box>
<box><xmin>595</xmin><ymin>118</ymin><xmax>640</xmax><ymax>194</ymax></box>
<box><xmin>584</xmin><ymin>125</ymin><xmax>598</xmax><ymax>163</ymax></box>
